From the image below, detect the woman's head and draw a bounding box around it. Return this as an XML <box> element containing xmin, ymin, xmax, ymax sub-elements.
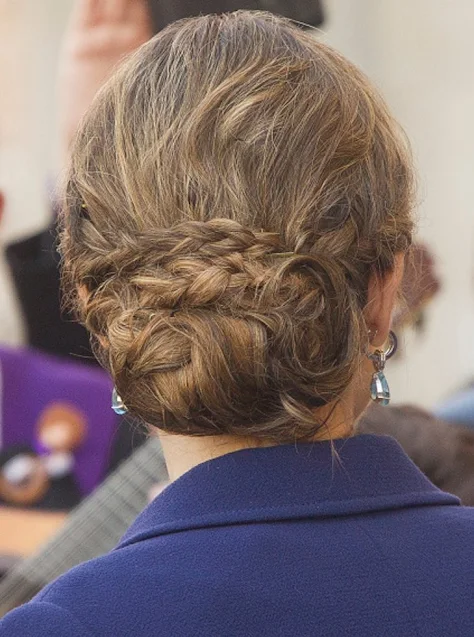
<box><xmin>61</xmin><ymin>11</ymin><xmax>414</xmax><ymax>443</ymax></box>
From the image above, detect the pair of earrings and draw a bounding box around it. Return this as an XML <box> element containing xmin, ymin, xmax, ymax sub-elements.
<box><xmin>111</xmin><ymin>330</ymin><xmax>398</xmax><ymax>414</ymax></box>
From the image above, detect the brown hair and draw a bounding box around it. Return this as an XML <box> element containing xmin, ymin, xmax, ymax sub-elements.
<box><xmin>60</xmin><ymin>11</ymin><xmax>414</xmax><ymax>442</ymax></box>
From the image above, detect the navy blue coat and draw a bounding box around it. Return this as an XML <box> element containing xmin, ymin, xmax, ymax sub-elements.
<box><xmin>2</xmin><ymin>434</ymin><xmax>474</xmax><ymax>636</ymax></box>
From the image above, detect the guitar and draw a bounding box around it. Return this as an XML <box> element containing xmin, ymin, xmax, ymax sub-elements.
<box><xmin>0</xmin><ymin>436</ymin><xmax>165</xmax><ymax>616</ymax></box>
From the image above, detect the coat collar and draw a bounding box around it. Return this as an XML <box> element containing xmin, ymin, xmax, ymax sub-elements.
<box><xmin>118</xmin><ymin>434</ymin><xmax>459</xmax><ymax>550</ymax></box>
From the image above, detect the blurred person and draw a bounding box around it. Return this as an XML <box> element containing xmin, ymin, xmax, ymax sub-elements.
<box><xmin>0</xmin><ymin>192</ymin><xmax>116</xmax><ymax>514</ymax></box>
<box><xmin>6</xmin><ymin>0</ymin><xmax>150</xmax><ymax>357</ymax></box>
<box><xmin>6</xmin><ymin>0</ymin><xmax>153</xmax><ymax>362</ymax></box>
<box><xmin>358</xmin><ymin>403</ymin><xmax>474</xmax><ymax>505</ymax></box>
<box><xmin>3</xmin><ymin>11</ymin><xmax>474</xmax><ymax>636</ymax></box>
<box><xmin>3</xmin><ymin>2</ymin><xmax>154</xmax><ymax>490</ymax></box>
<box><xmin>3</xmin><ymin>0</ymin><xmax>153</xmax><ymax>481</ymax></box>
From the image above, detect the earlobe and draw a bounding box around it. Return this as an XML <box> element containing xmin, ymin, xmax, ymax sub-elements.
<box><xmin>365</xmin><ymin>254</ymin><xmax>405</xmax><ymax>348</ymax></box>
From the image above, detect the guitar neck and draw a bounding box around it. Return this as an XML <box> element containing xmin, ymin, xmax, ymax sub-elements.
<box><xmin>0</xmin><ymin>437</ymin><xmax>166</xmax><ymax>616</ymax></box>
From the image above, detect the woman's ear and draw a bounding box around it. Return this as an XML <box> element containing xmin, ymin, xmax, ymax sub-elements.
<box><xmin>365</xmin><ymin>253</ymin><xmax>405</xmax><ymax>348</ymax></box>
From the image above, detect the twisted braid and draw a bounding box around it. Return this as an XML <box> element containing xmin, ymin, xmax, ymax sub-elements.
<box><xmin>67</xmin><ymin>217</ymin><xmax>365</xmax><ymax>440</ymax></box>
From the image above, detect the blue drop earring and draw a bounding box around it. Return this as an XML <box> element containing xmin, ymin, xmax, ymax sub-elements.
<box><xmin>112</xmin><ymin>387</ymin><xmax>128</xmax><ymax>415</ymax></box>
<box><xmin>368</xmin><ymin>330</ymin><xmax>398</xmax><ymax>406</ymax></box>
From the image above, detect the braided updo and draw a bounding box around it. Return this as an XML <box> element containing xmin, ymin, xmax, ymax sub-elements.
<box><xmin>61</xmin><ymin>11</ymin><xmax>414</xmax><ymax>442</ymax></box>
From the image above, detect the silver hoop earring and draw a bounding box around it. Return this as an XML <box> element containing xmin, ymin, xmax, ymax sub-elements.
<box><xmin>112</xmin><ymin>387</ymin><xmax>128</xmax><ymax>415</ymax></box>
<box><xmin>368</xmin><ymin>330</ymin><xmax>398</xmax><ymax>406</ymax></box>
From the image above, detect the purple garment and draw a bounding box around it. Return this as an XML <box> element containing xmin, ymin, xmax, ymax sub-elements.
<box><xmin>0</xmin><ymin>346</ymin><xmax>117</xmax><ymax>495</ymax></box>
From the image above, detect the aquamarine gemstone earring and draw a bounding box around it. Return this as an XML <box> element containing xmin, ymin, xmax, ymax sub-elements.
<box><xmin>112</xmin><ymin>387</ymin><xmax>128</xmax><ymax>415</ymax></box>
<box><xmin>368</xmin><ymin>330</ymin><xmax>398</xmax><ymax>406</ymax></box>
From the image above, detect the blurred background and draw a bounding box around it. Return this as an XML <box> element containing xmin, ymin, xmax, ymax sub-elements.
<box><xmin>3</xmin><ymin>0</ymin><xmax>474</xmax><ymax>615</ymax></box>
<box><xmin>1</xmin><ymin>0</ymin><xmax>473</xmax><ymax>409</ymax></box>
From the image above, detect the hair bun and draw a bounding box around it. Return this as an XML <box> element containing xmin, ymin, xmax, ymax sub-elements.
<box><xmin>80</xmin><ymin>218</ymin><xmax>361</xmax><ymax>441</ymax></box>
<box><xmin>61</xmin><ymin>11</ymin><xmax>414</xmax><ymax>441</ymax></box>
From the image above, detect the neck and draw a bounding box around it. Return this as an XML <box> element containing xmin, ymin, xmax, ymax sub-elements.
<box><xmin>158</xmin><ymin>397</ymin><xmax>356</xmax><ymax>482</ymax></box>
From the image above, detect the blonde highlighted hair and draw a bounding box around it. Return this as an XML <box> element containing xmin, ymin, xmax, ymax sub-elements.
<box><xmin>61</xmin><ymin>11</ymin><xmax>414</xmax><ymax>441</ymax></box>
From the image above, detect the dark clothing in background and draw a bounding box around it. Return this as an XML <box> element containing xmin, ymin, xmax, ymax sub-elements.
<box><xmin>4</xmin><ymin>435</ymin><xmax>474</xmax><ymax>636</ymax></box>
<box><xmin>5</xmin><ymin>226</ymin><xmax>92</xmax><ymax>363</ymax></box>
<box><xmin>149</xmin><ymin>0</ymin><xmax>324</xmax><ymax>32</ymax></box>
<box><xmin>5</xmin><ymin>227</ymin><xmax>142</xmax><ymax>476</ymax></box>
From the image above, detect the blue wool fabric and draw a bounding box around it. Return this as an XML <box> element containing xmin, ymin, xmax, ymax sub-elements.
<box><xmin>2</xmin><ymin>434</ymin><xmax>474</xmax><ymax>636</ymax></box>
